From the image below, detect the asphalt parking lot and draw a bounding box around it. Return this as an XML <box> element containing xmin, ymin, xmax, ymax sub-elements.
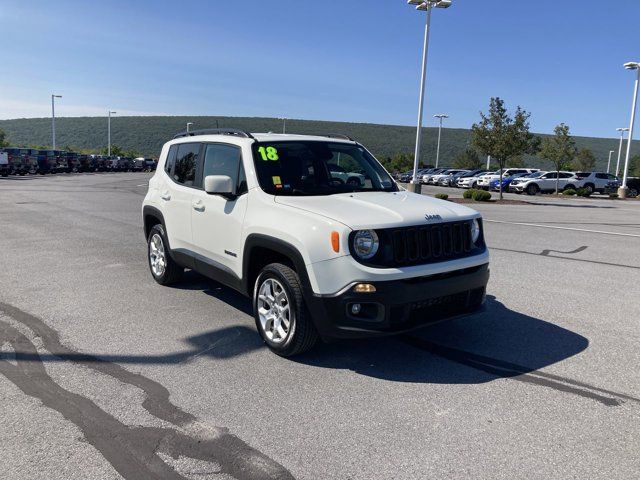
<box><xmin>1</xmin><ymin>173</ymin><xmax>639</xmax><ymax>480</ymax></box>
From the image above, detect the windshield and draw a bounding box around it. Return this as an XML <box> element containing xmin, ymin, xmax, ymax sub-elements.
<box><xmin>252</xmin><ymin>141</ymin><xmax>397</xmax><ymax>196</ymax></box>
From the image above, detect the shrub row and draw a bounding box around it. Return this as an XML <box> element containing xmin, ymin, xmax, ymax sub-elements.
<box><xmin>463</xmin><ymin>189</ymin><xmax>492</xmax><ymax>201</ymax></box>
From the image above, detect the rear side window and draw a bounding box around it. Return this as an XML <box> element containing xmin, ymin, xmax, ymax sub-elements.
<box><xmin>202</xmin><ymin>144</ymin><xmax>247</xmax><ymax>195</ymax></box>
<box><xmin>595</xmin><ymin>173</ymin><xmax>608</xmax><ymax>179</ymax></box>
<box><xmin>173</xmin><ymin>143</ymin><xmax>200</xmax><ymax>186</ymax></box>
<box><xmin>165</xmin><ymin>145</ymin><xmax>178</xmax><ymax>175</ymax></box>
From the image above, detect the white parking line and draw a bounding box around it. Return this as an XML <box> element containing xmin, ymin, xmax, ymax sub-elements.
<box><xmin>484</xmin><ymin>219</ymin><xmax>640</xmax><ymax>238</ymax></box>
<box><xmin>136</xmin><ymin>184</ymin><xmax>147</xmax><ymax>187</ymax></box>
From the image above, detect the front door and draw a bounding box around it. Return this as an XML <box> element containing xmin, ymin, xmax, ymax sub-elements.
<box><xmin>191</xmin><ymin>143</ymin><xmax>248</xmax><ymax>279</ymax></box>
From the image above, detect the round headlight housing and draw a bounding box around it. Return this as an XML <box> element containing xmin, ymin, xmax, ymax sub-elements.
<box><xmin>353</xmin><ymin>230</ymin><xmax>379</xmax><ymax>259</ymax></box>
<box><xmin>471</xmin><ymin>218</ymin><xmax>481</xmax><ymax>244</ymax></box>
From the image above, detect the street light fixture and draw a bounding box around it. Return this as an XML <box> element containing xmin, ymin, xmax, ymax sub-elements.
<box><xmin>433</xmin><ymin>114</ymin><xmax>449</xmax><ymax>168</ymax></box>
<box><xmin>51</xmin><ymin>94</ymin><xmax>62</xmax><ymax>149</ymax></box>
<box><xmin>405</xmin><ymin>0</ymin><xmax>453</xmax><ymax>193</ymax></box>
<box><xmin>619</xmin><ymin>61</ymin><xmax>640</xmax><ymax>198</ymax></box>
<box><xmin>607</xmin><ymin>150</ymin><xmax>615</xmax><ymax>174</ymax></box>
<box><xmin>615</xmin><ymin>127</ymin><xmax>629</xmax><ymax>176</ymax></box>
<box><xmin>108</xmin><ymin>111</ymin><xmax>117</xmax><ymax>157</ymax></box>
<box><xmin>186</xmin><ymin>122</ymin><xmax>194</xmax><ymax>133</ymax></box>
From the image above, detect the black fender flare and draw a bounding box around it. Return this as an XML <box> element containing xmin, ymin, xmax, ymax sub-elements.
<box><xmin>242</xmin><ymin>234</ymin><xmax>312</xmax><ymax>297</ymax></box>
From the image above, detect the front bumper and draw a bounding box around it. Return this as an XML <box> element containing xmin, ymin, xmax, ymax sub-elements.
<box><xmin>305</xmin><ymin>263</ymin><xmax>489</xmax><ymax>340</ymax></box>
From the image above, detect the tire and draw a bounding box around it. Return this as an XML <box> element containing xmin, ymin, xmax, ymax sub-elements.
<box><xmin>584</xmin><ymin>183</ymin><xmax>595</xmax><ymax>194</ymax></box>
<box><xmin>526</xmin><ymin>184</ymin><xmax>539</xmax><ymax>195</ymax></box>
<box><xmin>629</xmin><ymin>188</ymin><xmax>638</xmax><ymax>198</ymax></box>
<box><xmin>147</xmin><ymin>224</ymin><xmax>183</xmax><ymax>285</ymax></box>
<box><xmin>253</xmin><ymin>263</ymin><xmax>318</xmax><ymax>357</ymax></box>
<box><xmin>564</xmin><ymin>184</ymin><xmax>576</xmax><ymax>191</ymax></box>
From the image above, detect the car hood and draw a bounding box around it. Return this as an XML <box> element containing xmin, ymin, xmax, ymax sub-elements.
<box><xmin>274</xmin><ymin>191</ymin><xmax>480</xmax><ymax>230</ymax></box>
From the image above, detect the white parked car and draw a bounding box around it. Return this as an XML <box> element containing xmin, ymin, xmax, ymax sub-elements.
<box><xmin>511</xmin><ymin>171</ymin><xmax>579</xmax><ymax>195</ymax></box>
<box><xmin>421</xmin><ymin>168</ymin><xmax>451</xmax><ymax>184</ymax></box>
<box><xmin>508</xmin><ymin>171</ymin><xmax>546</xmax><ymax>193</ymax></box>
<box><xmin>573</xmin><ymin>172</ymin><xmax>619</xmax><ymax>194</ymax></box>
<box><xmin>327</xmin><ymin>163</ymin><xmax>366</xmax><ymax>186</ymax></box>
<box><xmin>142</xmin><ymin>129</ymin><xmax>489</xmax><ymax>356</ymax></box>
<box><xmin>476</xmin><ymin>168</ymin><xmax>539</xmax><ymax>190</ymax></box>
<box><xmin>457</xmin><ymin>171</ymin><xmax>491</xmax><ymax>189</ymax></box>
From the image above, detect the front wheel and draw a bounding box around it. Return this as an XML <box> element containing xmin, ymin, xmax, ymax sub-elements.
<box><xmin>526</xmin><ymin>184</ymin><xmax>539</xmax><ymax>195</ymax></box>
<box><xmin>254</xmin><ymin>263</ymin><xmax>318</xmax><ymax>357</ymax></box>
<box><xmin>147</xmin><ymin>224</ymin><xmax>183</xmax><ymax>285</ymax></box>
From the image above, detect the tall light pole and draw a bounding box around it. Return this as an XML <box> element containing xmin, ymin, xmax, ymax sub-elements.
<box><xmin>619</xmin><ymin>61</ymin><xmax>640</xmax><ymax>199</ymax></box>
<box><xmin>405</xmin><ymin>0</ymin><xmax>452</xmax><ymax>193</ymax></box>
<box><xmin>615</xmin><ymin>127</ymin><xmax>629</xmax><ymax>176</ymax></box>
<box><xmin>186</xmin><ymin>122</ymin><xmax>194</xmax><ymax>133</ymax></box>
<box><xmin>108</xmin><ymin>111</ymin><xmax>116</xmax><ymax>157</ymax></box>
<box><xmin>606</xmin><ymin>150</ymin><xmax>614</xmax><ymax>174</ymax></box>
<box><xmin>281</xmin><ymin>117</ymin><xmax>287</xmax><ymax>134</ymax></box>
<box><xmin>433</xmin><ymin>113</ymin><xmax>449</xmax><ymax>168</ymax></box>
<box><xmin>51</xmin><ymin>94</ymin><xmax>62</xmax><ymax>149</ymax></box>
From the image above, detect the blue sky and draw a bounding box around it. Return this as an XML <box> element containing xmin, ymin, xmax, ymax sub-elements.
<box><xmin>1</xmin><ymin>0</ymin><xmax>638</xmax><ymax>138</ymax></box>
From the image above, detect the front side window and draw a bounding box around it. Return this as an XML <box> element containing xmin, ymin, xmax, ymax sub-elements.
<box><xmin>202</xmin><ymin>144</ymin><xmax>247</xmax><ymax>195</ymax></box>
<box><xmin>173</xmin><ymin>143</ymin><xmax>200</xmax><ymax>186</ymax></box>
<box><xmin>252</xmin><ymin>141</ymin><xmax>397</xmax><ymax>196</ymax></box>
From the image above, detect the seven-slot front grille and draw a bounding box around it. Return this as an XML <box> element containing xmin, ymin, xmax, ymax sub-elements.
<box><xmin>390</xmin><ymin>221</ymin><xmax>473</xmax><ymax>265</ymax></box>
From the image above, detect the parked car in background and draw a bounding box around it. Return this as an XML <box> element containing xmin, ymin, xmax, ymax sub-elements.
<box><xmin>508</xmin><ymin>171</ymin><xmax>546</xmax><ymax>193</ymax></box>
<box><xmin>0</xmin><ymin>151</ymin><xmax>9</xmax><ymax>176</ymax></box>
<box><xmin>512</xmin><ymin>171</ymin><xmax>577</xmax><ymax>195</ymax></box>
<box><xmin>143</xmin><ymin>158</ymin><xmax>157</xmax><ymax>172</ymax></box>
<box><xmin>62</xmin><ymin>152</ymin><xmax>81</xmax><ymax>173</ymax></box>
<box><xmin>476</xmin><ymin>168</ymin><xmax>539</xmax><ymax>190</ymax></box>
<box><xmin>421</xmin><ymin>167</ymin><xmax>451</xmax><ymax>184</ymax></box>
<box><xmin>400</xmin><ymin>168</ymin><xmax>432</xmax><ymax>183</ymax></box>
<box><xmin>603</xmin><ymin>177</ymin><xmax>639</xmax><ymax>197</ymax></box>
<box><xmin>436</xmin><ymin>169</ymin><xmax>470</xmax><ymax>186</ymax></box>
<box><xmin>489</xmin><ymin>172</ymin><xmax>530</xmax><ymax>191</ymax></box>
<box><xmin>3</xmin><ymin>148</ymin><xmax>27</xmax><ymax>175</ymax></box>
<box><xmin>327</xmin><ymin>163</ymin><xmax>366</xmax><ymax>186</ymax></box>
<box><xmin>456</xmin><ymin>170</ymin><xmax>491</xmax><ymax>189</ymax></box>
<box><xmin>573</xmin><ymin>172</ymin><xmax>619</xmax><ymax>194</ymax></box>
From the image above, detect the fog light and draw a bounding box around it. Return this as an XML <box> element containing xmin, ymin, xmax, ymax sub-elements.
<box><xmin>353</xmin><ymin>283</ymin><xmax>376</xmax><ymax>293</ymax></box>
<box><xmin>351</xmin><ymin>303</ymin><xmax>362</xmax><ymax>315</ymax></box>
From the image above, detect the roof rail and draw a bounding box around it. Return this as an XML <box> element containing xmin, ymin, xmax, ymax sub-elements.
<box><xmin>321</xmin><ymin>133</ymin><xmax>355</xmax><ymax>141</ymax></box>
<box><xmin>173</xmin><ymin>128</ymin><xmax>254</xmax><ymax>139</ymax></box>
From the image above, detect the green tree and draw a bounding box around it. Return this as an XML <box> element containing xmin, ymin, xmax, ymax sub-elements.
<box><xmin>453</xmin><ymin>149</ymin><xmax>482</xmax><ymax>169</ymax></box>
<box><xmin>573</xmin><ymin>148</ymin><xmax>596</xmax><ymax>172</ymax></box>
<box><xmin>101</xmin><ymin>145</ymin><xmax>124</xmax><ymax>157</ymax></box>
<box><xmin>629</xmin><ymin>154</ymin><xmax>640</xmax><ymax>177</ymax></box>
<box><xmin>0</xmin><ymin>128</ymin><xmax>9</xmax><ymax>148</ymax></box>
<box><xmin>124</xmin><ymin>150</ymin><xmax>140</xmax><ymax>159</ymax></box>
<box><xmin>539</xmin><ymin>123</ymin><xmax>577</xmax><ymax>194</ymax></box>
<box><xmin>388</xmin><ymin>152</ymin><xmax>415</xmax><ymax>173</ymax></box>
<box><xmin>471</xmin><ymin>97</ymin><xmax>539</xmax><ymax>199</ymax></box>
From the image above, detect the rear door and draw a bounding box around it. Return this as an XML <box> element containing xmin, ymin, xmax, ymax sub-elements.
<box><xmin>159</xmin><ymin>143</ymin><xmax>201</xmax><ymax>254</ymax></box>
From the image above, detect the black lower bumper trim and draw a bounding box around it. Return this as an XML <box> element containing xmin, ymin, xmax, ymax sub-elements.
<box><xmin>306</xmin><ymin>263</ymin><xmax>490</xmax><ymax>340</ymax></box>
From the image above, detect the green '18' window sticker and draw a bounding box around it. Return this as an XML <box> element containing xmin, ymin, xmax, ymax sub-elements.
<box><xmin>258</xmin><ymin>146</ymin><xmax>279</xmax><ymax>161</ymax></box>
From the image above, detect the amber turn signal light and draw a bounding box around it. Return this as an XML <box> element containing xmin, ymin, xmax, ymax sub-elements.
<box><xmin>353</xmin><ymin>283</ymin><xmax>376</xmax><ymax>293</ymax></box>
<box><xmin>331</xmin><ymin>231</ymin><xmax>340</xmax><ymax>253</ymax></box>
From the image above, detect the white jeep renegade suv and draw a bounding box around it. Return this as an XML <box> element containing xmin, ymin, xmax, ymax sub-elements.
<box><xmin>142</xmin><ymin>129</ymin><xmax>490</xmax><ymax>356</ymax></box>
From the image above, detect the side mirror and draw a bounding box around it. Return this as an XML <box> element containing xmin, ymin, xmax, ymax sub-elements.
<box><xmin>204</xmin><ymin>175</ymin><xmax>234</xmax><ymax>196</ymax></box>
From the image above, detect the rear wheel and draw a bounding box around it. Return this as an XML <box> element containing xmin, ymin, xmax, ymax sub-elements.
<box><xmin>253</xmin><ymin>263</ymin><xmax>318</xmax><ymax>357</ymax></box>
<box><xmin>583</xmin><ymin>183</ymin><xmax>595</xmax><ymax>194</ymax></box>
<box><xmin>147</xmin><ymin>224</ymin><xmax>183</xmax><ymax>285</ymax></box>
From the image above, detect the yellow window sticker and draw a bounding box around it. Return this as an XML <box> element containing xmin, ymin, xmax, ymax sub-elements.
<box><xmin>272</xmin><ymin>176</ymin><xmax>282</xmax><ymax>185</ymax></box>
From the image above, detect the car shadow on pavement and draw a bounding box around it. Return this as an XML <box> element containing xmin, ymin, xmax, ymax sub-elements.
<box><xmin>293</xmin><ymin>296</ymin><xmax>591</xmax><ymax>384</ymax></box>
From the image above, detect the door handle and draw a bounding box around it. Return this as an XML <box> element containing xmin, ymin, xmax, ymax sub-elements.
<box><xmin>192</xmin><ymin>200</ymin><xmax>205</xmax><ymax>212</ymax></box>
<box><xmin>161</xmin><ymin>191</ymin><xmax>171</xmax><ymax>201</ymax></box>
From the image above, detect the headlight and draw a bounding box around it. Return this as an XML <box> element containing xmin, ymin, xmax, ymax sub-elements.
<box><xmin>353</xmin><ymin>230</ymin><xmax>379</xmax><ymax>259</ymax></box>
<box><xmin>471</xmin><ymin>219</ymin><xmax>481</xmax><ymax>244</ymax></box>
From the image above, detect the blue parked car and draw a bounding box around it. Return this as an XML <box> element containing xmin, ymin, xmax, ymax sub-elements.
<box><xmin>490</xmin><ymin>172</ymin><xmax>528</xmax><ymax>191</ymax></box>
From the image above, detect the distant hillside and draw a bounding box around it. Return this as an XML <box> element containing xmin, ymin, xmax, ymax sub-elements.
<box><xmin>0</xmin><ymin>115</ymin><xmax>637</xmax><ymax>171</ymax></box>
